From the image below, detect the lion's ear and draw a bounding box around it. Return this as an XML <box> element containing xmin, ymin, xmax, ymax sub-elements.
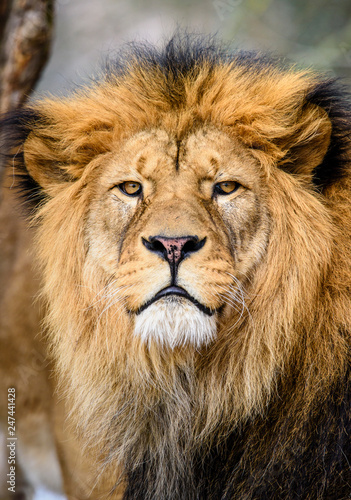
<box><xmin>3</xmin><ymin>102</ymin><xmax>114</xmax><ymax>206</ymax></box>
<box><xmin>1</xmin><ymin>107</ymin><xmax>78</xmax><ymax>204</ymax></box>
<box><xmin>279</xmin><ymin>104</ymin><xmax>332</xmax><ymax>181</ymax></box>
<box><xmin>23</xmin><ymin>131</ymin><xmax>76</xmax><ymax>191</ymax></box>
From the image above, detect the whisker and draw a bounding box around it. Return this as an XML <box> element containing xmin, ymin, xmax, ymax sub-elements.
<box><xmin>98</xmin><ymin>285</ymin><xmax>132</xmax><ymax>319</ymax></box>
<box><xmin>83</xmin><ymin>279</ymin><xmax>120</xmax><ymax>311</ymax></box>
<box><xmin>215</xmin><ymin>275</ymin><xmax>252</xmax><ymax>323</ymax></box>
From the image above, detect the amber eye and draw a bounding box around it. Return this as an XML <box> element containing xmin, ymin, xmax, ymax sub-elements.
<box><xmin>213</xmin><ymin>181</ymin><xmax>239</xmax><ymax>196</ymax></box>
<box><xmin>118</xmin><ymin>181</ymin><xmax>142</xmax><ymax>197</ymax></box>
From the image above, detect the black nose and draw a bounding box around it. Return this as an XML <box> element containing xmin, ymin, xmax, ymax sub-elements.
<box><xmin>142</xmin><ymin>235</ymin><xmax>206</xmax><ymax>267</ymax></box>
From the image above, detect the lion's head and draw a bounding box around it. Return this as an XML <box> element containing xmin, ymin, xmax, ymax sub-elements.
<box><xmin>4</xmin><ymin>35</ymin><xmax>351</xmax><ymax>498</ymax></box>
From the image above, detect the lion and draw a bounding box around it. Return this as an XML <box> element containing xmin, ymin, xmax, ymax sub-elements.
<box><xmin>1</xmin><ymin>34</ymin><xmax>351</xmax><ymax>499</ymax></box>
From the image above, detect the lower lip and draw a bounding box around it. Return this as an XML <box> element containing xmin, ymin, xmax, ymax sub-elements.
<box><xmin>136</xmin><ymin>286</ymin><xmax>214</xmax><ymax>316</ymax></box>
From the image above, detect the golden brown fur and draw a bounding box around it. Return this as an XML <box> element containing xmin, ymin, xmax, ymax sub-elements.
<box><xmin>1</xmin><ymin>36</ymin><xmax>351</xmax><ymax>499</ymax></box>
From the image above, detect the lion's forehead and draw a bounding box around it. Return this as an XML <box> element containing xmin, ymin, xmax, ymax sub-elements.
<box><xmin>110</xmin><ymin>126</ymin><xmax>257</xmax><ymax>184</ymax></box>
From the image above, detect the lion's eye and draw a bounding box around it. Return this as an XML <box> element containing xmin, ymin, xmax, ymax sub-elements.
<box><xmin>118</xmin><ymin>181</ymin><xmax>142</xmax><ymax>197</ymax></box>
<box><xmin>213</xmin><ymin>181</ymin><xmax>239</xmax><ymax>196</ymax></box>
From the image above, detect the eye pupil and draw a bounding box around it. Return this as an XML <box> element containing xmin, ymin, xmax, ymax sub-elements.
<box><xmin>215</xmin><ymin>181</ymin><xmax>238</xmax><ymax>195</ymax></box>
<box><xmin>119</xmin><ymin>181</ymin><xmax>142</xmax><ymax>196</ymax></box>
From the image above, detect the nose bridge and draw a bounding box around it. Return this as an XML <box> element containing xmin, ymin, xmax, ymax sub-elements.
<box><xmin>144</xmin><ymin>194</ymin><xmax>204</xmax><ymax>236</ymax></box>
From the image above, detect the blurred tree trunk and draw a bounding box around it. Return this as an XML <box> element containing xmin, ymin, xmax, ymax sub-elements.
<box><xmin>0</xmin><ymin>0</ymin><xmax>54</xmax><ymax>114</ymax></box>
<box><xmin>0</xmin><ymin>0</ymin><xmax>54</xmax><ymax>185</ymax></box>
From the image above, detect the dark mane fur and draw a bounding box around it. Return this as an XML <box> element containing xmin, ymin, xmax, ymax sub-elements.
<box><xmin>307</xmin><ymin>79</ymin><xmax>351</xmax><ymax>188</ymax></box>
<box><xmin>1</xmin><ymin>108</ymin><xmax>47</xmax><ymax>211</ymax></box>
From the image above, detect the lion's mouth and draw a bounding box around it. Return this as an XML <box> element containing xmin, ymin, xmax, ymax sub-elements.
<box><xmin>136</xmin><ymin>285</ymin><xmax>215</xmax><ymax>316</ymax></box>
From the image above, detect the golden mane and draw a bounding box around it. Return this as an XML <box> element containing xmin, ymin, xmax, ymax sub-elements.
<box><xmin>2</xmin><ymin>35</ymin><xmax>351</xmax><ymax>499</ymax></box>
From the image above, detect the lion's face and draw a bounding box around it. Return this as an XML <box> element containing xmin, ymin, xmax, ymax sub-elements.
<box><xmin>85</xmin><ymin>126</ymin><xmax>269</xmax><ymax>348</ymax></box>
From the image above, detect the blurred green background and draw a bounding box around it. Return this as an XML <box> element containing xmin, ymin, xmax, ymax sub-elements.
<box><xmin>37</xmin><ymin>0</ymin><xmax>351</xmax><ymax>95</ymax></box>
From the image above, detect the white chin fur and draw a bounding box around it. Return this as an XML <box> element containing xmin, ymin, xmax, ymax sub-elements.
<box><xmin>134</xmin><ymin>297</ymin><xmax>217</xmax><ymax>349</ymax></box>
